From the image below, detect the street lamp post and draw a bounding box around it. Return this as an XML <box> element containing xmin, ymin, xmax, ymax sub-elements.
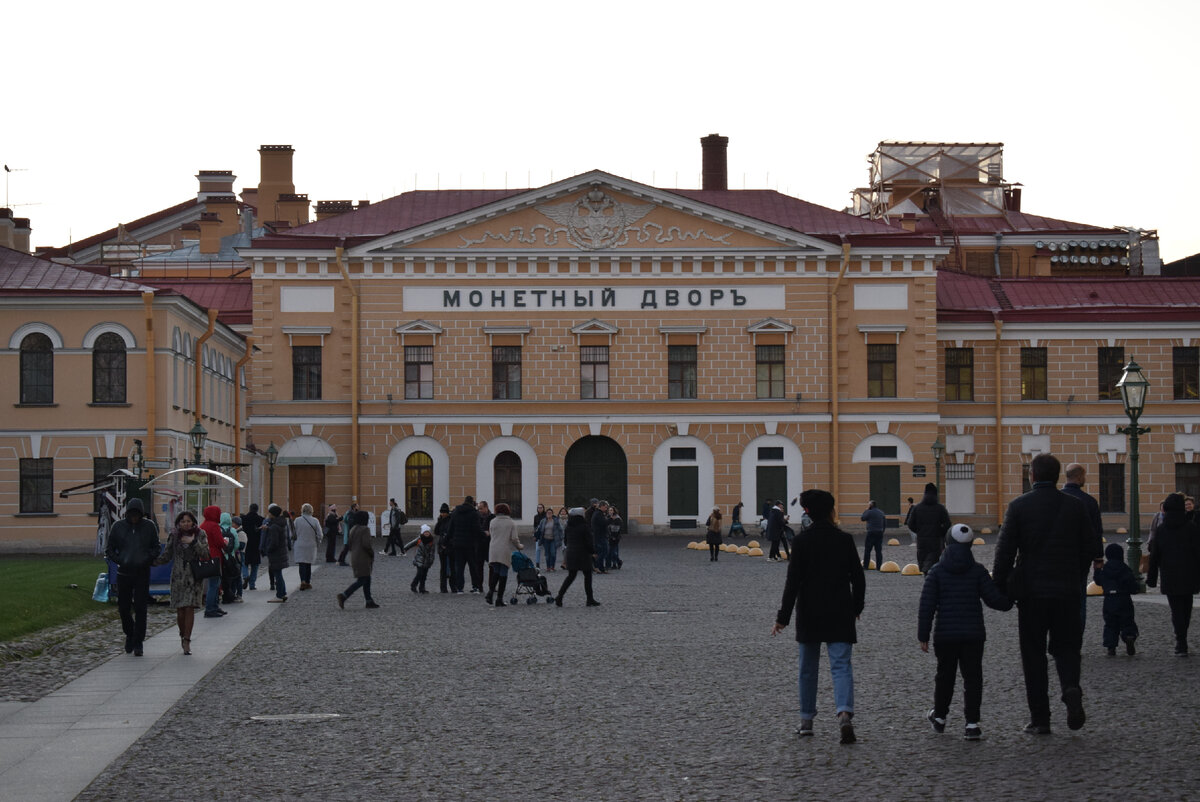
<box><xmin>187</xmin><ymin>422</ymin><xmax>208</xmax><ymax>466</ymax></box>
<box><xmin>931</xmin><ymin>436</ymin><xmax>946</xmax><ymax>493</ymax></box>
<box><xmin>266</xmin><ymin>442</ymin><xmax>278</xmax><ymax>506</ymax></box>
<box><xmin>1116</xmin><ymin>360</ymin><xmax>1150</xmax><ymax>591</ymax></box>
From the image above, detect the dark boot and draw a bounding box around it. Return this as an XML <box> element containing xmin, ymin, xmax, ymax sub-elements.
<box><xmin>495</xmin><ymin>577</ymin><xmax>508</xmax><ymax>607</ymax></box>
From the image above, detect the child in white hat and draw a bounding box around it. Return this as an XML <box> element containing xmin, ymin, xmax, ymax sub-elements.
<box><xmin>410</xmin><ymin>524</ymin><xmax>436</xmax><ymax>594</ymax></box>
<box><xmin>917</xmin><ymin>523</ymin><xmax>1013</xmax><ymax>740</ymax></box>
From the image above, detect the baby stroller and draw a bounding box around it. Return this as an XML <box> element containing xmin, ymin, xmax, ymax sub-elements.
<box><xmin>510</xmin><ymin>551</ymin><xmax>554</xmax><ymax>605</ymax></box>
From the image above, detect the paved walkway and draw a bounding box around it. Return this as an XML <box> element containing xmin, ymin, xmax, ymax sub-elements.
<box><xmin>3</xmin><ymin>537</ymin><xmax>1198</xmax><ymax>801</ymax></box>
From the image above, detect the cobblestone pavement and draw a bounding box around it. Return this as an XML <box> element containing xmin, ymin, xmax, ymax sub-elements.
<box><xmin>67</xmin><ymin>536</ymin><xmax>1199</xmax><ymax>801</ymax></box>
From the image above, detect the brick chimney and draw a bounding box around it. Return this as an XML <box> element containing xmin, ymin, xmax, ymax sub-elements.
<box><xmin>316</xmin><ymin>200</ymin><xmax>354</xmax><ymax>221</ymax></box>
<box><xmin>256</xmin><ymin>145</ymin><xmax>295</xmax><ymax>228</ymax></box>
<box><xmin>203</xmin><ymin>194</ymin><xmax>242</xmax><ymax>239</ymax></box>
<box><xmin>701</xmin><ymin>133</ymin><xmax>729</xmax><ymax>191</ymax></box>
<box><xmin>0</xmin><ymin>208</ymin><xmax>14</xmax><ymax>250</ymax></box>
<box><xmin>196</xmin><ymin>170</ymin><xmax>236</xmax><ymax>200</ymax></box>
<box><xmin>197</xmin><ymin>213</ymin><xmax>222</xmax><ymax>254</ymax></box>
<box><xmin>277</xmin><ymin>193</ymin><xmax>310</xmax><ymax>227</ymax></box>
<box><xmin>12</xmin><ymin>218</ymin><xmax>31</xmax><ymax>253</ymax></box>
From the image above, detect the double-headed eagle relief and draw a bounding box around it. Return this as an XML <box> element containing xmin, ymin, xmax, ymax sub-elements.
<box><xmin>536</xmin><ymin>185</ymin><xmax>654</xmax><ymax>250</ymax></box>
<box><xmin>455</xmin><ymin>183</ymin><xmax>733</xmax><ymax>250</ymax></box>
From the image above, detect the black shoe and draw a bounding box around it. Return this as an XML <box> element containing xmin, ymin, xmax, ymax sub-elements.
<box><xmin>838</xmin><ymin>712</ymin><xmax>856</xmax><ymax>744</ymax></box>
<box><xmin>124</xmin><ymin>635</ymin><xmax>134</xmax><ymax>654</ymax></box>
<box><xmin>203</xmin><ymin>611</ymin><xmax>223</xmax><ymax>618</ymax></box>
<box><xmin>133</xmin><ymin>644</ymin><xmax>143</xmax><ymax>657</ymax></box>
<box><xmin>365</xmin><ymin>600</ymin><xmax>380</xmax><ymax>609</ymax></box>
<box><xmin>495</xmin><ymin>599</ymin><xmax>506</xmax><ymax>607</ymax></box>
<box><xmin>411</xmin><ymin>585</ymin><xmax>418</xmax><ymax>594</ymax></box>
<box><xmin>336</xmin><ymin>594</ymin><xmax>346</xmax><ymax>609</ymax></box>
<box><xmin>1023</xmin><ymin>721</ymin><xmax>1051</xmax><ymax>735</ymax></box>
<box><xmin>927</xmin><ymin>709</ymin><xmax>945</xmax><ymax>734</ymax></box>
<box><xmin>964</xmin><ymin>723</ymin><xmax>983</xmax><ymax>741</ymax></box>
<box><xmin>795</xmin><ymin>719</ymin><xmax>814</xmax><ymax>738</ymax></box>
<box><xmin>586</xmin><ymin>599</ymin><xmax>601</xmax><ymax>607</ymax></box>
<box><xmin>554</xmin><ymin>596</ymin><xmax>563</xmax><ymax>607</ymax></box>
<box><xmin>1063</xmin><ymin>686</ymin><xmax>1086</xmax><ymax>731</ymax></box>
<box><xmin>1175</xmin><ymin>640</ymin><xmax>1189</xmax><ymax>656</ymax></box>
<box><xmin>1106</xmin><ymin>647</ymin><xmax>1117</xmax><ymax>657</ymax></box>
<box><xmin>1124</xmin><ymin>636</ymin><xmax>1136</xmax><ymax>656</ymax></box>
<box><xmin>419</xmin><ymin>589</ymin><xmax>429</xmax><ymax>594</ymax></box>
<box><xmin>242</xmin><ymin>577</ymin><xmax>249</xmax><ymax>590</ymax></box>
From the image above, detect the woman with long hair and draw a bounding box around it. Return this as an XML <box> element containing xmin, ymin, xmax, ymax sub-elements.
<box><xmin>154</xmin><ymin>510</ymin><xmax>211</xmax><ymax>655</ymax></box>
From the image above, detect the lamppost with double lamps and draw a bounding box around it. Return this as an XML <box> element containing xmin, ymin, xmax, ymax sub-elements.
<box><xmin>187</xmin><ymin>422</ymin><xmax>208</xmax><ymax>466</ymax></box>
<box><xmin>1116</xmin><ymin>360</ymin><xmax>1150</xmax><ymax>591</ymax></box>
<box><xmin>931</xmin><ymin>436</ymin><xmax>946</xmax><ymax>494</ymax></box>
<box><xmin>266</xmin><ymin>442</ymin><xmax>278</xmax><ymax>506</ymax></box>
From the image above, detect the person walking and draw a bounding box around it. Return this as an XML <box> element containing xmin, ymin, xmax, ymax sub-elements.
<box><xmin>772</xmin><ymin>489</ymin><xmax>865</xmax><ymax>744</ymax></box>
<box><xmin>324</xmin><ymin>504</ymin><xmax>340</xmax><ymax>563</ymax></box>
<box><xmin>241</xmin><ymin>503</ymin><xmax>264</xmax><ymax>590</ymax></box>
<box><xmin>383</xmin><ymin>498</ymin><xmax>407</xmax><ymax>556</ymax></box>
<box><xmin>433</xmin><ymin>503</ymin><xmax>452</xmax><ymax>592</ymax></box>
<box><xmin>706</xmin><ymin>506</ymin><xmax>723</xmax><ymax>562</ymax></box>
<box><xmin>591</xmin><ymin>499</ymin><xmax>611</xmax><ymax>573</ymax></box>
<box><xmin>909</xmin><ymin>484</ymin><xmax>952</xmax><ymax>574</ymax></box>
<box><xmin>542</xmin><ymin>507</ymin><xmax>564</xmax><ymax>571</ymax></box>
<box><xmin>199</xmin><ymin>504</ymin><xmax>226</xmax><ymax>618</ymax></box>
<box><xmin>1062</xmin><ymin>463</ymin><xmax>1104</xmax><ymax>628</ymax></box>
<box><xmin>104</xmin><ymin>497</ymin><xmax>161</xmax><ymax>656</ymax></box>
<box><xmin>992</xmin><ymin>453</ymin><xmax>1101</xmax><ymax>735</ymax></box>
<box><xmin>293</xmin><ymin>503</ymin><xmax>323</xmax><ymax>591</ymax></box>
<box><xmin>1094</xmin><ymin>543</ymin><xmax>1139</xmax><ymax>656</ymax></box>
<box><xmin>260</xmin><ymin>504</ymin><xmax>291</xmax><ymax>603</ymax></box>
<box><xmin>860</xmin><ymin>500</ymin><xmax>886</xmax><ymax>570</ymax></box>
<box><xmin>485</xmin><ymin>503</ymin><xmax>522</xmax><ymax>607</ymax></box>
<box><xmin>154</xmin><ymin>510</ymin><xmax>210</xmax><ymax>655</ymax></box>
<box><xmin>337</xmin><ymin>503</ymin><xmax>358</xmax><ymax>566</ymax></box>
<box><xmin>555</xmin><ymin>507</ymin><xmax>600</xmax><ymax>607</ymax></box>
<box><xmin>918</xmin><ymin>523</ymin><xmax>1013</xmax><ymax>741</ymax></box>
<box><xmin>337</xmin><ymin>510</ymin><xmax>379</xmax><ymax>609</ymax></box>
<box><xmin>1146</xmin><ymin>492</ymin><xmax>1200</xmax><ymax>656</ymax></box>
<box><xmin>765</xmin><ymin>500</ymin><xmax>787</xmax><ymax>562</ymax></box>
<box><xmin>729</xmin><ymin>502</ymin><xmax>746</xmax><ymax>538</ymax></box>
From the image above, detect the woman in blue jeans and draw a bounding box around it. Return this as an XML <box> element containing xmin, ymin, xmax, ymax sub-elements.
<box><xmin>771</xmin><ymin>488</ymin><xmax>866</xmax><ymax>744</ymax></box>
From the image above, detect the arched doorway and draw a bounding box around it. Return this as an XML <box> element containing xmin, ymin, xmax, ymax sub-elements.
<box><xmin>564</xmin><ymin>436</ymin><xmax>627</xmax><ymax>531</ymax></box>
<box><xmin>405</xmin><ymin>451</ymin><xmax>433</xmax><ymax>518</ymax></box>
<box><xmin>493</xmin><ymin>450</ymin><xmax>522</xmax><ymax>518</ymax></box>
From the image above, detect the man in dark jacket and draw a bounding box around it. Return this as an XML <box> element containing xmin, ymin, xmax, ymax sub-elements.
<box><xmin>909</xmin><ymin>483</ymin><xmax>952</xmax><ymax>574</ymax></box>
<box><xmin>765</xmin><ymin>501</ymin><xmax>787</xmax><ymax>561</ymax></box>
<box><xmin>323</xmin><ymin>505</ymin><xmax>340</xmax><ymax>563</ymax></box>
<box><xmin>772</xmin><ymin>489</ymin><xmax>866</xmax><ymax>744</ymax></box>
<box><xmin>105</xmin><ymin>497</ymin><xmax>161</xmax><ymax>656</ymax></box>
<box><xmin>1062</xmin><ymin>463</ymin><xmax>1104</xmax><ymax>628</ymax></box>
<box><xmin>591</xmin><ymin>500</ymin><xmax>611</xmax><ymax>573</ymax></box>
<box><xmin>241</xmin><ymin>502</ymin><xmax>265</xmax><ymax>589</ymax></box>
<box><xmin>918</xmin><ymin>523</ymin><xmax>1013</xmax><ymax>740</ymax></box>
<box><xmin>446</xmin><ymin>496</ymin><xmax>481</xmax><ymax>594</ymax></box>
<box><xmin>860</xmin><ymin>500</ymin><xmax>887</xmax><ymax>570</ymax></box>
<box><xmin>992</xmin><ymin>453</ymin><xmax>1101</xmax><ymax>734</ymax></box>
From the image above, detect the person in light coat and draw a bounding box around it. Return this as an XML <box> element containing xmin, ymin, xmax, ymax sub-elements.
<box><xmin>293</xmin><ymin>503</ymin><xmax>324</xmax><ymax>590</ymax></box>
<box><xmin>485</xmin><ymin>503</ymin><xmax>522</xmax><ymax>607</ymax></box>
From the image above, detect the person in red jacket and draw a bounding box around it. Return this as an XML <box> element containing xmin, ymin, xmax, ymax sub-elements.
<box><xmin>199</xmin><ymin>505</ymin><xmax>227</xmax><ymax>618</ymax></box>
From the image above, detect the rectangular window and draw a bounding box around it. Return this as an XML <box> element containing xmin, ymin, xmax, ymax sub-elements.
<box><xmin>867</xmin><ymin>344</ymin><xmax>897</xmax><ymax>398</ymax></box>
<box><xmin>580</xmin><ymin>345</ymin><xmax>609</xmax><ymax>400</ymax></box>
<box><xmin>292</xmin><ymin>345</ymin><xmax>322</xmax><ymax>400</ymax></box>
<box><xmin>1021</xmin><ymin>463</ymin><xmax>1031</xmax><ymax>494</ymax></box>
<box><xmin>946</xmin><ymin>463</ymin><xmax>975</xmax><ymax>480</ymax></box>
<box><xmin>404</xmin><ymin>346</ymin><xmax>433</xmax><ymax>400</ymax></box>
<box><xmin>1097</xmin><ymin>347</ymin><xmax>1124</xmax><ymax>401</ymax></box>
<box><xmin>19</xmin><ymin>458</ymin><xmax>53</xmax><ymax>514</ymax></box>
<box><xmin>492</xmin><ymin>346</ymin><xmax>522</xmax><ymax>400</ymax></box>
<box><xmin>1099</xmin><ymin>463</ymin><xmax>1125</xmax><ymax>513</ymax></box>
<box><xmin>669</xmin><ymin>447</ymin><xmax>697</xmax><ymax>460</ymax></box>
<box><xmin>1020</xmin><ymin>347</ymin><xmax>1047</xmax><ymax>400</ymax></box>
<box><xmin>1174</xmin><ymin>347</ymin><xmax>1199</xmax><ymax>400</ymax></box>
<box><xmin>1176</xmin><ymin>463</ymin><xmax>1200</xmax><ymax>501</ymax></box>
<box><xmin>870</xmin><ymin>445</ymin><xmax>898</xmax><ymax>459</ymax></box>
<box><xmin>667</xmin><ymin>345</ymin><xmax>697</xmax><ymax>399</ymax></box>
<box><xmin>757</xmin><ymin>446</ymin><xmax>784</xmax><ymax>460</ymax></box>
<box><xmin>944</xmin><ymin>347</ymin><xmax>974</xmax><ymax>401</ymax></box>
<box><xmin>755</xmin><ymin>345</ymin><xmax>784</xmax><ymax>399</ymax></box>
<box><xmin>93</xmin><ymin>457</ymin><xmax>129</xmax><ymax>513</ymax></box>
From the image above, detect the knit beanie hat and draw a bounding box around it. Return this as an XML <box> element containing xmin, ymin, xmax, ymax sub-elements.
<box><xmin>948</xmin><ymin>523</ymin><xmax>973</xmax><ymax>544</ymax></box>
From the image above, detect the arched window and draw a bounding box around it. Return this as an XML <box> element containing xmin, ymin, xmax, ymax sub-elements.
<box><xmin>405</xmin><ymin>451</ymin><xmax>433</xmax><ymax>518</ymax></box>
<box><xmin>20</xmin><ymin>332</ymin><xmax>54</xmax><ymax>404</ymax></box>
<box><xmin>92</xmin><ymin>332</ymin><xmax>127</xmax><ymax>403</ymax></box>
<box><xmin>494</xmin><ymin>450</ymin><xmax>522</xmax><ymax>518</ymax></box>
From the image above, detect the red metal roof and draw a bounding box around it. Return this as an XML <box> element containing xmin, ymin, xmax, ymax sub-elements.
<box><xmin>255</xmin><ymin>183</ymin><xmax>923</xmax><ymax>249</ymax></box>
<box><xmin>0</xmin><ymin>246</ymin><xmax>149</xmax><ymax>294</ymax></box>
<box><xmin>37</xmin><ymin>198</ymin><xmax>200</xmax><ymax>257</ymax></box>
<box><xmin>914</xmin><ymin>211</ymin><xmax>1117</xmax><ymax>237</ymax></box>
<box><xmin>139</xmin><ymin>278</ymin><xmax>252</xmax><ymax>326</ymax></box>
<box><xmin>937</xmin><ymin>269</ymin><xmax>1200</xmax><ymax>322</ymax></box>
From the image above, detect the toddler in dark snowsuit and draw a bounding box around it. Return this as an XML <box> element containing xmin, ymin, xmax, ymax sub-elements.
<box><xmin>1093</xmin><ymin>542</ymin><xmax>1139</xmax><ymax>656</ymax></box>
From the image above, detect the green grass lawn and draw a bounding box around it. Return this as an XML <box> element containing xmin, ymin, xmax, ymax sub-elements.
<box><xmin>0</xmin><ymin>556</ymin><xmax>115</xmax><ymax>642</ymax></box>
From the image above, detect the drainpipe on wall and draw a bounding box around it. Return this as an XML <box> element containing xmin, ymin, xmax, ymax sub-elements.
<box><xmin>994</xmin><ymin>316</ymin><xmax>1004</xmax><ymax>528</ymax></box>
<box><xmin>993</xmin><ymin>233</ymin><xmax>1003</xmax><ymax>277</ymax></box>
<box><xmin>142</xmin><ymin>292</ymin><xmax>157</xmax><ymax>459</ymax></box>
<box><xmin>233</xmin><ymin>336</ymin><xmax>254</xmax><ymax>513</ymax></box>
<box><xmin>335</xmin><ymin>244</ymin><xmax>361</xmax><ymax>501</ymax></box>
<box><xmin>829</xmin><ymin>241</ymin><xmax>853</xmax><ymax>512</ymax></box>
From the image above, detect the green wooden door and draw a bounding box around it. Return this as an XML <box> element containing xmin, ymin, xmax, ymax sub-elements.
<box><xmin>869</xmin><ymin>465</ymin><xmax>901</xmax><ymax>517</ymax></box>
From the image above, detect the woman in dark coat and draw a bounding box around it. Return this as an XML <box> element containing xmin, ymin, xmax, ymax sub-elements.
<box><xmin>260</xmin><ymin>504</ymin><xmax>290</xmax><ymax>602</ymax></box>
<box><xmin>154</xmin><ymin>510</ymin><xmax>210</xmax><ymax>655</ymax></box>
<box><xmin>555</xmin><ymin>507</ymin><xmax>599</xmax><ymax>607</ymax></box>
<box><xmin>1147</xmin><ymin>492</ymin><xmax>1200</xmax><ymax>655</ymax></box>
<box><xmin>706</xmin><ymin>506</ymin><xmax>723</xmax><ymax>561</ymax></box>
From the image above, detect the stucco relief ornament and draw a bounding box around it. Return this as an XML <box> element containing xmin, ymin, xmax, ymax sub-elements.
<box><xmin>536</xmin><ymin>184</ymin><xmax>653</xmax><ymax>250</ymax></box>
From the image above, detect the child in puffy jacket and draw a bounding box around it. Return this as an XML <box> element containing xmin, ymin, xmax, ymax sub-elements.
<box><xmin>1094</xmin><ymin>542</ymin><xmax>1139</xmax><ymax>656</ymax></box>
<box><xmin>410</xmin><ymin>525</ymin><xmax>436</xmax><ymax>594</ymax></box>
<box><xmin>917</xmin><ymin>523</ymin><xmax>1013</xmax><ymax>741</ymax></box>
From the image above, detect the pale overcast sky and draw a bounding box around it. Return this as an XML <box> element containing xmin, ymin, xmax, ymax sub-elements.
<box><xmin>5</xmin><ymin>0</ymin><xmax>1197</xmax><ymax>262</ymax></box>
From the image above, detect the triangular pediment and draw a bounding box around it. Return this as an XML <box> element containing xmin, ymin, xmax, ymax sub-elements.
<box><xmin>350</xmin><ymin>171</ymin><xmax>842</xmax><ymax>257</ymax></box>
<box><xmin>747</xmin><ymin>317</ymin><xmax>795</xmax><ymax>334</ymax></box>
<box><xmin>570</xmin><ymin>318</ymin><xmax>620</xmax><ymax>335</ymax></box>
<box><xmin>393</xmin><ymin>319</ymin><xmax>444</xmax><ymax>335</ymax></box>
